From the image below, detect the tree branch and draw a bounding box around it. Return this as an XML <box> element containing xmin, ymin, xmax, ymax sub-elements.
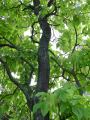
<box><xmin>0</xmin><ymin>57</ymin><xmax>34</xmax><ymax>110</ymax></box>
<box><xmin>21</xmin><ymin>57</ymin><xmax>34</xmax><ymax>85</ymax></box>
<box><xmin>30</xmin><ymin>21</ymin><xmax>40</xmax><ymax>44</ymax></box>
<box><xmin>0</xmin><ymin>58</ymin><xmax>24</xmax><ymax>91</ymax></box>
<box><xmin>0</xmin><ymin>36</ymin><xmax>34</xmax><ymax>71</ymax></box>
<box><xmin>72</xmin><ymin>71</ymin><xmax>83</xmax><ymax>95</ymax></box>
<box><xmin>0</xmin><ymin>87</ymin><xmax>18</xmax><ymax>103</ymax></box>
<box><xmin>0</xmin><ymin>36</ymin><xmax>19</xmax><ymax>50</ymax></box>
<box><xmin>72</xmin><ymin>25</ymin><xmax>78</xmax><ymax>53</ymax></box>
<box><xmin>50</xmin><ymin>50</ymin><xmax>83</xmax><ymax>95</ymax></box>
<box><xmin>0</xmin><ymin>43</ymin><xmax>16</xmax><ymax>49</ymax></box>
<box><xmin>23</xmin><ymin>4</ymin><xmax>34</xmax><ymax>11</ymax></box>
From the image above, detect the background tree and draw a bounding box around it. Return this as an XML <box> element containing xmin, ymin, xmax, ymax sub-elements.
<box><xmin>0</xmin><ymin>0</ymin><xmax>90</xmax><ymax>120</ymax></box>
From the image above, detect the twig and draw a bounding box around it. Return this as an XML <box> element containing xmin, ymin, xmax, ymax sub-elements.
<box><xmin>30</xmin><ymin>21</ymin><xmax>39</xmax><ymax>44</ymax></box>
<box><xmin>0</xmin><ymin>44</ymin><xmax>16</xmax><ymax>49</ymax></box>
<box><xmin>49</xmin><ymin>50</ymin><xmax>83</xmax><ymax>95</ymax></box>
<box><xmin>0</xmin><ymin>58</ymin><xmax>24</xmax><ymax>91</ymax></box>
<box><xmin>72</xmin><ymin>25</ymin><xmax>78</xmax><ymax>53</ymax></box>
<box><xmin>0</xmin><ymin>87</ymin><xmax>18</xmax><ymax>103</ymax></box>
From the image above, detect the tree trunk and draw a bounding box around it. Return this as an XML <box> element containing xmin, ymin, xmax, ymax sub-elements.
<box><xmin>33</xmin><ymin>0</ymin><xmax>51</xmax><ymax>119</ymax></box>
<box><xmin>34</xmin><ymin>18</ymin><xmax>51</xmax><ymax>120</ymax></box>
<box><xmin>37</xmin><ymin>19</ymin><xmax>51</xmax><ymax>92</ymax></box>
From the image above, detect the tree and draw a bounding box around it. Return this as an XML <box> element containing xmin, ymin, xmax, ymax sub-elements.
<box><xmin>0</xmin><ymin>0</ymin><xmax>90</xmax><ymax>120</ymax></box>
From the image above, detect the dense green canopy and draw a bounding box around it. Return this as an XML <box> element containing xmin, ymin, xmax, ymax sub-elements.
<box><xmin>0</xmin><ymin>0</ymin><xmax>90</xmax><ymax>120</ymax></box>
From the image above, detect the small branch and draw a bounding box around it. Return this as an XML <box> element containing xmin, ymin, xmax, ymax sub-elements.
<box><xmin>28</xmin><ymin>68</ymin><xmax>34</xmax><ymax>85</ymax></box>
<box><xmin>30</xmin><ymin>21</ymin><xmax>39</xmax><ymax>44</ymax></box>
<box><xmin>48</xmin><ymin>0</ymin><xmax>55</xmax><ymax>7</ymax></box>
<box><xmin>0</xmin><ymin>36</ymin><xmax>19</xmax><ymax>50</ymax></box>
<box><xmin>50</xmin><ymin>56</ymin><xmax>72</xmax><ymax>74</ymax></box>
<box><xmin>0</xmin><ymin>58</ymin><xmax>24</xmax><ymax>91</ymax></box>
<box><xmin>72</xmin><ymin>71</ymin><xmax>83</xmax><ymax>95</ymax></box>
<box><xmin>0</xmin><ymin>36</ymin><xmax>34</xmax><ymax>71</ymax></box>
<box><xmin>50</xmin><ymin>71</ymin><xmax>70</xmax><ymax>81</ymax></box>
<box><xmin>57</xmin><ymin>103</ymin><xmax>61</xmax><ymax>120</ymax></box>
<box><xmin>72</xmin><ymin>25</ymin><xmax>78</xmax><ymax>53</ymax></box>
<box><xmin>0</xmin><ymin>44</ymin><xmax>16</xmax><ymax>49</ymax></box>
<box><xmin>9</xmin><ymin>4</ymin><xmax>21</xmax><ymax>10</ymax></box>
<box><xmin>0</xmin><ymin>58</ymin><xmax>34</xmax><ymax>111</ymax></box>
<box><xmin>0</xmin><ymin>87</ymin><xmax>18</xmax><ymax>103</ymax></box>
<box><xmin>21</xmin><ymin>57</ymin><xmax>34</xmax><ymax>69</ymax></box>
<box><xmin>0</xmin><ymin>36</ymin><xmax>35</xmax><ymax>88</ymax></box>
<box><xmin>23</xmin><ymin>4</ymin><xmax>34</xmax><ymax>11</ymax></box>
<box><xmin>62</xmin><ymin>70</ymin><xmax>70</xmax><ymax>81</ymax></box>
<box><xmin>50</xmin><ymin>50</ymin><xmax>83</xmax><ymax>95</ymax></box>
<box><xmin>20</xmin><ymin>57</ymin><xmax>34</xmax><ymax>85</ymax></box>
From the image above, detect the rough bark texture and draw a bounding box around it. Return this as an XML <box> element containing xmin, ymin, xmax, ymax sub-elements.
<box><xmin>37</xmin><ymin>19</ymin><xmax>51</xmax><ymax>92</ymax></box>
<box><xmin>34</xmin><ymin>19</ymin><xmax>51</xmax><ymax>120</ymax></box>
<box><xmin>33</xmin><ymin>0</ymin><xmax>51</xmax><ymax>120</ymax></box>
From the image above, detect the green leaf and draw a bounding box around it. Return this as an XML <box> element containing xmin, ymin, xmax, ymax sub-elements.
<box><xmin>72</xmin><ymin>106</ymin><xmax>83</xmax><ymax>120</ymax></box>
<box><xmin>73</xmin><ymin>15</ymin><xmax>80</xmax><ymax>26</ymax></box>
<box><xmin>41</xmin><ymin>102</ymin><xmax>49</xmax><ymax>117</ymax></box>
<box><xmin>33</xmin><ymin>102</ymin><xmax>49</xmax><ymax>117</ymax></box>
<box><xmin>33</xmin><ymin>103</ymin><xmax>41</xmax><ymax>113</ymax></box>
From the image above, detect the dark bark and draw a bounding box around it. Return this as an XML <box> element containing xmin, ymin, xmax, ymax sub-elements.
<box><xmin>34</xmin><ymin>109</ymin><xmax>49</xmax><ymax>120</ymax></box>
<box><xmin>33</xmin><ymin>0</ymin><xmax>40</xmax><ymax>15</ymax></box>
<box><xmin>33</xmin><ymin>0</ymin><xmax>51</xmax><ymax>120</ymax></box>
<box><xmin>34</xmin><ymin>18</ymin><xmax>51</xmax><ymax>120</ymax></box>
<box><xmin>32</xmin><ymin>1</ymin><xmax>51</xmax><ymax>119</ymax></box>
<box><xmin>48</xmin><ymin>0</ymin><xmax>54</xmax><ymax>7</ymax></box>
<box><xmin>37</xmin><ymin>19</ymin><xmax>51</xmax><ymax>92</ymax></box>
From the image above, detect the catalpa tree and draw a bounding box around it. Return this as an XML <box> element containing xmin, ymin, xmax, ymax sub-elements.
<box><xmin>0</xmin><ymin>0</ymin><xmax>90</xmax><ymax>120</ymax></box>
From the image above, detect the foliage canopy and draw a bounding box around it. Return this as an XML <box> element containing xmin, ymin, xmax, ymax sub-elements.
<box><xmin>0</xmin><ymin>0</ymin><xmax>90</xmax><ymax>120</ymax></box>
